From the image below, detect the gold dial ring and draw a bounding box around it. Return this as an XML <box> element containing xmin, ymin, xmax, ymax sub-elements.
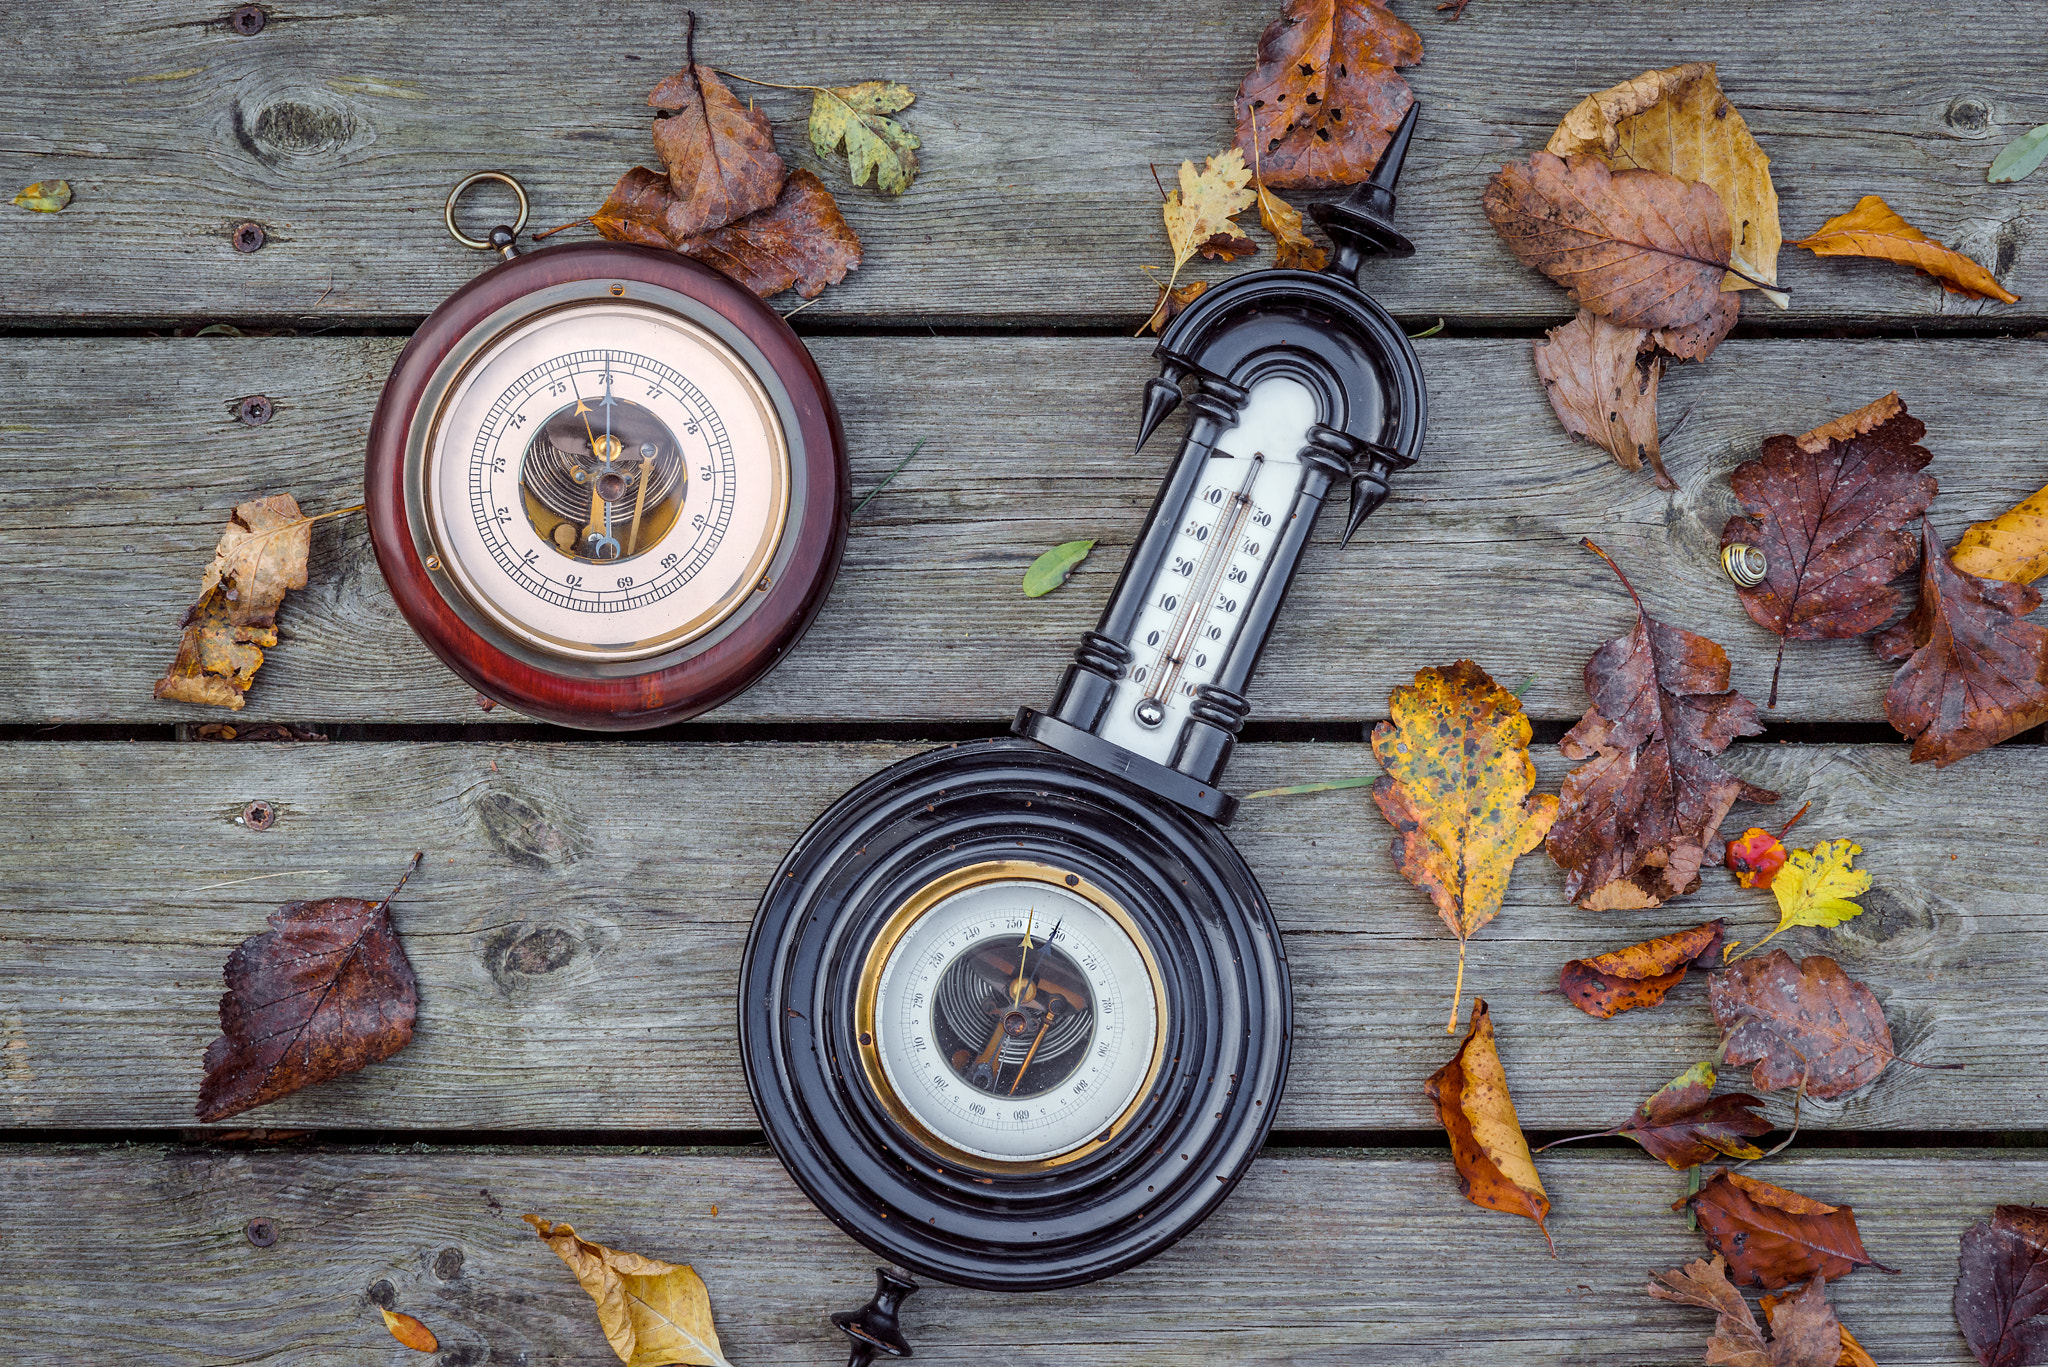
<box><xmin>444</xmin><ymin>171</ymin><xmax>530</xmax><ymax>251</ymax></box>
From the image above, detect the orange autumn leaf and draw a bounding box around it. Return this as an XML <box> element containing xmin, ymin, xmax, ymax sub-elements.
<box><xmin>1559</xmin><ymin>919</ymin><xmax>1726</xmax><ymax>1018</ymax></box>
<box><xmin>1678</xmin><ymin>1169</ymin><xmax>1895</xmax><ymax>1289</ymax></box>
<box><xmin>1426</xmin><ymin>998</ymin><xmax>1555</xmax><ymax>1254</ymax></box>
<box><xmin>1954</xmin><ymin>480</ymin><xmax>2048</xmax><ymax>586</ymax></box>
<box><xmin>380</xmin><ymin>1308</ymin><xmax>438</xmax><ymax>1353</ymax></box>
<box><xmin>1793</xmin><ymin>195</ymin><xmax>2019</xmax><ymax>303</ymax></box>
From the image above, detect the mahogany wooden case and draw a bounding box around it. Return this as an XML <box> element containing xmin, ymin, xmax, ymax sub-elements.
<box><xmin>365</xmin><ymin>242</ymin><xmax>849</xmax><ymax>729</ymax></box>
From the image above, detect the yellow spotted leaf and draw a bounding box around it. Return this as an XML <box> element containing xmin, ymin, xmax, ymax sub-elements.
<box><xmin>1793</xmin><ymin>195</ymin><xmax>2020</xmax><ymax>303</ymax></box>
<box><xmin>379</xmin><ymin>1308</ymin><xmax>439</xmax><ymax>1353</ymax></box>
<box><xmin>525</xmin><ymin>1215</ymin><xmax>733</xmax><ymax>1367</ymax></box>
<box><xmin>1547</xmin><ymin>62</ymin><xmax>1784</xmax><ymax>303</ymax></box>
<box><xmin>1426</xmin><ymin>998</ymin><xmax>1554</xmax><ymax>1254</ymax></box>
<box><xmin>1753</xmin><ymin>839</ymin><xmax>1870</xmax><ymax>955</ymax></box>
<box><xmin>1953</xmin><ymin>480</ymin><xmax>2048</xmax><ymax>586</ymax></box>
<box><xmin>1255</xmin><ymin>180</ymin><xmax>1326</xmax><ymax>271</ymax></box>
<box><xmin>1163</xmin><ymin>150</ymin><xmax>1256</xmax><ymax>272</ymax></box>
<box><xmin>809</xmin><ymin>80</ymin><xmax>920</xmax><ymax>195</ymax></box>
<box><xmin>14</xmin><ymin>179</ymin><xmax>72</xmax><ymax>212</ymax></box>
<box><xmin>1371</xmin><ymin>660</ymin><xmax>1559</xmax><ymax>1030</ymax></box>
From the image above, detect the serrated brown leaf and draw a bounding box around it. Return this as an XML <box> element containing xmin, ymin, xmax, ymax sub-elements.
<box><xmin>1560</xmin><ymin>920</ymin><xmax>1726</xmax><ymax>1018</ymax></box>
<box><xmin>1721</xmin><ymin>392</ymin><xmax>1938</xmax><ymax>706</ymax></box>
<box><xmin>1875</xmin><ymin>519</ymin><xmax>2048</xmax><ymax>766</ymax></box>
<box><xmin>1709</xmin><ymin>949</ymin><xmax>1893</xmax><ymax>1101</ymax></box>
<box><xmin>1533</xmin><ymin>310</ymin><xmax>1669</xmax><ymax>487</ymax></box>
<box><xmin>1484</xmin><ymin>152</ymin><xmax>1736</xmax><ymax>334</ymax></box>
<box><xmin>197</xmin><ymin>858</ymin><xmax>421</xmax><ymax>1122</ymax></box>
<box><xmin>1425</xmin><ymin>998</ymin><xmax>1554</xmax><ymax>1253</ymax></box>
<box><xmin>1231</xmin><ymin>0</ymin><xmax>1422</xmax><ymax>190</ymax></box>
<box><xmin>155</xmin><ymin>493</ymin><xmax>312</xmax><ymax>711</ymax></box>
<box><xmin>1652</xmin><ymin>1255</ymin><xmax>1846</xmax><ymax>1366</ymax></box>
<box><xmin>672</xmin><ymin>169</ymin><xmax>863</xmax><ymax>301</ymax></box>
<box><xmin>1956</xmin><ymin>1205</ymin><xmax>2048</xmax><ymax>1367</ymax></box>
<box><xmin>1547</xmin><ymin>541</ymin><xmax>1778</xmax><ymax>910</ymax></box>
<box><xmin>1794</xmin><ymin>195</ymin><xmax>2019</xmax><ymax>304</ymax></box>
<box><xmin>1955</xmin><ymin>481</ymin><xmax>2048</xmax><ymax>586</ymax></box>
<box><xmin>525</xmin><ymin>1215</ymin><xmax>733</xmax><ymax>1367</ymax></box>
<box><xmin>1680</xmin><ymin>1169</ymin><xmax>1894</xmax><ymax>1289</ymax></box>
<box><xmin>647</xmin><ymin>63</ymin><xmax>786</xmax><ymax>239</ymax></box>
<box><xmin>1762</xmin><ymin>1288</ymin><xmax>1878</xmax><ymax>1367</ymax></box>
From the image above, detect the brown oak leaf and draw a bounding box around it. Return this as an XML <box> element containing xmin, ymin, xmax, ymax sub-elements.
<box><xmin>1425</xmin><ymin>998</ymin><xmax>1554</xmax><ymax>1254</ymax></box>
<box><xmin>1761</xmin><ymin>1289</ymin><xmax>1880</xmax><ymax>1367</ymax></box>
<box><xmin>155</xmin><ymin>493</ymin><xmax>312</xmax><ymax>711</ymax></box>
<box><xmin>647</xmin><ymin>61</ymin><xmax>787</xmax><ymax>239</ymax></box>
<box><xmin>1721</xmin><ymin>391</ymin><xmax>1939</xmax><ymax>706</ymax></box>
<box><xmin>1955</xmin><ymin>1205</ymin><xmax>2048</xmax><ymax>1367</ymax></box>
<box><xmin>1547</xmin><ymin>541</ymin><xmax>1778</xmax><ymax>910</ymax></box>
<box><xmin>1651</xmin><ymin>1255</ymin><xmax>1844</xmax><ymax>1366</ymax></box>
<box><xmin>1875</xmin><ymin>519</ymin><xmax>2048</xmax><ymax>767</ymax></box>
<box><xmin>1560</xmin><ymin>919</ymin><xmax>1726</xmax><ymax>1018</ymax></box>
<box><xmin>1232</xmin><ymin>0</ymin><xmax>1422</xmax><ymax>190</ymax></box>
<box><xmin>197</xmin><ymin>855</ymin><xmax>422</xmax><ymax>1122</ymax></box>
<box><xmin>1680</xmin><ymin>1169</ymin><xmax>1895</xmax><ymax>1289</ymax></box>
<box><xmin>1533</xmin><ymin>310</ymin><xmax>1669</xmax><ymax>487</ymax></box>
<box><xmin>1709</xmin><ymin>949</ymin><xmax>1894</xmax><ymax>1101</ymax></box>
<box><xmin>1794</xmin><ymin>195</ymin><xmax>2020</xmax><ymax>304</ymax></box>
<box><xmin>674</xmin><ymin>169</ymin><xmax>863</xmax><ymax>300</ymax></box>
<box><xmin>1484</xmin><ymin>152</ymin><xmax>1737</xmax><ymax>336</ymax></box>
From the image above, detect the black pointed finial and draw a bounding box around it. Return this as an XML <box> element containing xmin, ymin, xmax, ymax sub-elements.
<box><xmin>1339</xmin><ymin>439</ymin><xmax>1419</xmax><ymax>547</ymax></box>
<box><xmin>834</xmin><ymin>1267</ymin><xmax>917</xmax><ymax>1366</ymax></box>
<box><xmin>1135</xmin><ymin>375</ymin><xmax>1182</xmax><ymax>452</ymax></box>
<box><xmin>1311</xmin><ymin>101</ymin><xmax>1421</xmax><ymax>282</ymax></box>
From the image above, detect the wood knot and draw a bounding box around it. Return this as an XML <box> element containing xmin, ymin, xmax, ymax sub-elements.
<box><xmin>1944</xmin><ymin>95</ymin><xmax>1992</xmax><ymax>135</ymax></box>
<box><xmin>467</xmin><ymin>785</ymin><xmax>588</xmax><ymax>869</ymax></box>
<box><xmin>230</xmin><ymin>89</ymin><xmax>369</xmax><ymax>169</ymax></box>
<box><xmin>481</xmin><ymin>922</ymin><xmax>585</xmax><ymax>991</ymax></box>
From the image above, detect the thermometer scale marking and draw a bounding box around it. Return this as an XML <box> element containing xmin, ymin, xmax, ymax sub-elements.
<box><xmin>1136</xmin><ymin>452</ymin><xmax>1265</xmax><ymax>726</ymax></box>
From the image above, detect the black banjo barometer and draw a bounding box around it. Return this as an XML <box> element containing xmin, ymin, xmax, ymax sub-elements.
<box><xmin>741</xmin><ymin>108</ymin><xmax>1428</xmax><ymax>1359</ymax></box>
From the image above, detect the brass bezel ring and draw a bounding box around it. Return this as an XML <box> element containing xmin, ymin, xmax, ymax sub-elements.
<box><xmin>444</xmin><ymin>171</ymin><xmax>530</xmax><ymax>251</ymax></box>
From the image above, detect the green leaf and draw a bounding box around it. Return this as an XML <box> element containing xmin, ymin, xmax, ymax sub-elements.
<box><xmin>1241</xmin><ymin>776</ymin><xmax>1378</xmax><ymax>800</ymax></box>
<box><xmin>809</xmin><ymin>81</ymin><xmax>921</xmax><ymax>194</ymax></box>
<box><xmin>1023</xmin><ymin>539</ymin><xmax>1096</xmax><ymax>597</ymax></box>
<box><xmin>1990</xmin><ymin>123</ymin><xmax>2048</xmax><ymax>184</ymax></box>
<box><xmin>13</xmin><ymin>179</ymin><xmax>71</xmax><ymax>213</ymax></box>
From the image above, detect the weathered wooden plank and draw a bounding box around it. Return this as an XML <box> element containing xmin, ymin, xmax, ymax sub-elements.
<box><xmin>1</xmin><ymin>1</ymin><xmax>2041</xmax><ymax>326</ymax></box>
<box><xmin>0</xmin><ymin>1144</ymin><xmax>2026</xmax><ymax>1364</ymax></box>
<box><xmin>6</xmin><ymin>335</ymin><xmax>2046</xmax><ymax>726</ymax></box>
<box><xmin>1</xmin><ymin>740</ymin><xmax>2035</xmax><ymax>1132</ymax></box>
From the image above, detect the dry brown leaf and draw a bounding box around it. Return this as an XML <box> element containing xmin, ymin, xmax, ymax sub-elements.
<box><xmin>155</xmin><ymin>493</ymin><xmax>311</xmax><ymax>710</ymax></box>
<box><xmin>1680</xmin><ymin>1169</ymin><xmax>1895</xmax><ymax>1290</ymax></box>
<box><xmin>1533</xmin><ymin>310</ymin><xmax>1669</xmax><ymax>487</ymax></box>
<box><xmin>591</xmin><ymin>166</ymin><xmax>682</xmax><ymax>249</ymax></box>
<box><xmin>1566</xmin><ymin>1062</ymin><xmax>1770</xmax><ymax>1170</ymax></box>
<box><xmin>1256</xmin><ymin>180</ymin><xmax>1327</xmax><ymax>271</ymax></box>
<box><xmin>1425</xmin><ymin>998</ymin><xmax>1554</xmax><ymax>1254</ymax></box>
<box><xmin>674</xmin><ymin>169</ymin><xmax>863</xmax><ymax>300</ymax></box>
<box><xmin>380</xmin><ymin>1308</ymin><xmax>439</xmax><ymax>1353</ymax></box>
<box><xmin>647</xmin><ymin>61</ymin><xmax>787</xmax><ymax>239</ymax></box>
<box><xmin>1650</xmin><ymin>1255</ymin><xmax>1845</xmax><ymax>1366</ymax></box>
<box><xmin>1761</xmin><ymin>1289</ymin><xmax>1878</xmax><ymax>1366</ymax></box>
<box><xmin>1954</xmin><ymin>1205</ymin><xmax>2048</xmax><ymax>1367</ymax></box>
<box><xmin>525</xmin><ymin>1215</ymin><xmax>733</xmax><ymax>1367</ymax></box>
<box><xmin>1232</xmin><ymin>0</ymin><xmax>1422</xmax><ymax>189</ymax></box>
<box><xmin>1710</xmin><ymin>949</ymin><xmax>1894</xmax><ymax>1101</ymax></box>
<box><xmin>1793</xmin><ymin>195</ymin><xmax>2019</xmax><ymax>304</ymax></box>
<box><xmin>1559</xmin><ymin>920</ymin><xmax>1726</xmax><ymax>1018</ymax></box>
<box><xmin>1954</xmin><ymin>481</ymin><xmax>2048</xmax><ymax>586</ymax></box>
<box><xmin>1547</xmin><ymin>62</ymin><xmax>1783</xmax><ymax>302</ymax></box>
<box><xmin>1370</xmin><ymin>661</ymin><xmax>1559</xmax><ymax>1030</ymax></box>
<box><xmin>1144</xmin><ymin>279</ymin><xmax>1209</xmax><ymax>335</ymax></box>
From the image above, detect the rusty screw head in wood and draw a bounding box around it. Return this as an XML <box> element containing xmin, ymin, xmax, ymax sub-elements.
<box><xmin>233</xmin><ymin>222</ymin><xmax>267</xmax><ymax>253</ymax></box>
<box><xmin>229</xmin><ymin>5</ymin><xmax>266</xmax><ymax>35</ymax></box>
<box><xmin>242</xmin><ymin>799</ymin><xmax>276</xmax><ymax>831</ymax></box>
<box><xmin>236</xmin><ymin>395</ymin><xmax>273</xmax><ymax>426</ymax></box>
<box><xmin>245</xmin><ymin>1217</ymin><xmax>277</xmax><ymax>1246</ymax></box>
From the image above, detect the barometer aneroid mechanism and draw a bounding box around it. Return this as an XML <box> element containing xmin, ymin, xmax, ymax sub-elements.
<box><xmin>743</xmin><ymin>109</ymin><xmax>1428</xmax><ymax>1358</ymax></box>
<box><xmin>367</xmin><ymin>174</ymin><xmax>848</xmax><ymax>728</ymax></box>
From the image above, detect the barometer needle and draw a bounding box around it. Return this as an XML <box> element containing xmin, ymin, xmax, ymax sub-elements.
<box><xmin>1009</xmin><ymin>1005</ymin><xmax>1057</xmax><ymax>1096</ymax></box>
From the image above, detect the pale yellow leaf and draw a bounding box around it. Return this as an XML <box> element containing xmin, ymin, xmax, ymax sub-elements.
<box><xmin>1163</xmin><ymin>149</ymin><xmax>1256</xmax><ymax>273</ymax></box>
<box><xmin>1953</xmin><ymin>481</ymin><xmax>2048</xmax><ymax>586</ymax></box>
<box><xmin>525</xmin><ymin>1215</ymin><xmax>733</xmax><ymax>1367</ymax></box>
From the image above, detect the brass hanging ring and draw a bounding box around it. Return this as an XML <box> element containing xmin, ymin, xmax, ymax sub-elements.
<box><xmin>444</xmin><ymin>172</ymin><xmax>529</xmax><ymax>251</ymax></box>
<box><xmin>1722</xmin><ymin>543</ymin><xmax>1767</xmax><ymax>588</ymax></box>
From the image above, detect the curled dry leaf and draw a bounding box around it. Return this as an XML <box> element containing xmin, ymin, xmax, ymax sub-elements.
<box><xmin>1680</xmin><ymin>1169</ymin><xmax>1894</xmax><ymax>1289</ymax></box>
<box><xmin>525</xmin><ymin>1215</ymin><xmax>734</xmax><ymax>1367</ymax></box>
<box><xmin>380</xmin><ymin>1308</ymin><xmax>439</xmax><ymax>1353</ymax></box>
<box><xmin>1547</xmin><ymin>62</ymin><xmax>1783</xmax><ymax>301</ymax></box>
<box><xmin>1532</xmin><ymin>310</ymin><xmax>1669</xmax><ymax>487</ymax></box>
<box><xmin>13</xmin><ymin>179</ymin><xmax>72</xmax><ymax>212</ymax></box>
<box><xmin>156</xmin><ymin>493</ymin><xmax>312</xmax><ymax>710</ymax></box>
<box><xmin>1651</xmin><ymin>1254</ymin><xmax>1844</xmax><ymax>1367</ymax></box>
<box><xmin>647</xmin><ymin>62</ymin><xmax>787</xmax><ymax>238</ymax></box>
<box><xmin>1710</xmin><ymin>948</ymin><xmax>1893</xmax><ymax>1101</ymax></box>
<box><xmin>1144</xmin><ymin>280</ymin><xmax>1209</xmax><ymax>335</ymax></box>
<box><xmin>197</xmin><ymin>855</ymin><xmax>422</xmax><ymax>1122</ymax></box>
<box><xmin>1255</xmin><ymin>179</ymin><xmax>1327</xmax><ymax>271</ymax></box>
<box><xmin>1232</xmin><ymin>0</ymin><xmax>1422</xmax><ymax>190</ymax></box>
<box><xmin>675</xmin><ymin>169</ymin><xmax>863</xmax><ymax>300</ymax></box>
<box><xmin>1484</xmin><ymin>152</ymin><xmax>1737</xmax><ymax>339</ymax></box>
<box><xmin>1720</xmin><ymin>391</ymin><xmax>1937</xmax><ymax>706</ymax></box>
<box><xmin>1752</xmin><ymin>840</ymin><xmax>1869</xmax><ymax>954</ymax></box>
<box><xmin>809</xmin><ymin>80</ymin><xmax>920</xmax><ymax>195</ymax></box>
<box><xmin>1370</xmin><ymin>661</ymin><xmax>1559</xmax><ymax>1030</ymax></box>
<box><xmin>1606</xmin><ymin>1062</ymin><xmax>1770</xmax><ymax>1169</ymax></box>
<box><xmin>1954</xmin><ymin>481</ymin><xmax>2048</xmax><ymax>586</ymax></box>
<box><xmin>1559</xmin><ymin>919</ymin><xmax>1725</xmax><ymax>1019</ymax></box>
<box><xmin>1955</xmin><ymin>1204</ymin><xmax>2048</xmax><ymax>1367</ymax></box>
<box><xmin>1793</xmin><ymin>195</ymin><xmax>2019</xmax><ymax>304</ymax></box>
<box><xmin>1876</xmin><ymin>520</ymin><xmax>2048</xmax><ymax>767</ymax></box>
<box><xmin>1546</xmin><ymin>541</ymin><xmax>1777</xmax><ymax>910</ymax></box>
<box><xmin>592</xmin><ymin>166</ymin><xmax>686</xmax><ymax>249</ymax></box>
<box><xmin>1425</xmin><ymin>998</ymin><xmax>1554</xmax><ymax>1254</ymax></box>
<box><xmin>1164</xmin><ymin>150</ymin><xmax>1258</xmax><ymax>273</ymax></box>
<box><xmin>1761</xmin><ymin>1289</ymin><xmax>1879</xmax><ymax>1367</ymax></box>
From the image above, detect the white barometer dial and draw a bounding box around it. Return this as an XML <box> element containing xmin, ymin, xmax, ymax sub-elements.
<box><xmin>422</xmin><ymin>301</ymin><xmax>791</xmax><ymax>662</ymax></box>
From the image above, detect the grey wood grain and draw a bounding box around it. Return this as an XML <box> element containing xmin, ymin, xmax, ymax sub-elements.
<box><xmin>0</xmin><ymin>1143</ymin><xmax>2027</xmax><ymax>1364</ymax></box>
<box><xmin>6</xmin><ymin>335</ymin><xmax>2047</xmax><ymax>726</ymax></box>
<box><xmin>1</xmin><ymin>740</ymin><xmax>2036</xmax><ymax>1133</ymax></box>
<box><xmin>0</xmin><ymin>1</ymin><xmax>2040</xmax><ymax>326</ymax></box>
